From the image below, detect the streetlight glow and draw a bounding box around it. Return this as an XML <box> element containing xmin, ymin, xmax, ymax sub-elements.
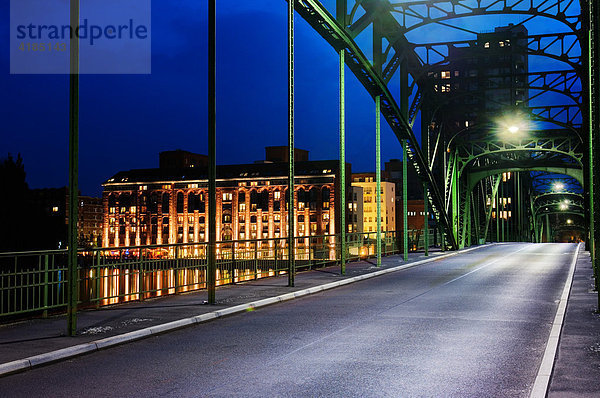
<box><xmin>508</xmin><ymin>125</ymin><xmax>520</xmax><ymax>134</ymax></box>
<box><xmin>567</xmin><ymin>219</ymin><xmax>573</xmax><ymax>224</ymax></box>
<box><xmin>553</xmin><ymin>182</ymin><xmax>565</xmax><ymax>191</ymax></box>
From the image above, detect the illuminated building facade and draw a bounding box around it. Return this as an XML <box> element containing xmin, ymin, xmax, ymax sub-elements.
<box><xmin>351</xmin><ymin>173</ymin><xmax>396</xmax><ymax>233</ymax></box>
<box><xmin>102</xmin><ymin>149</ymin><xmax>350</xmax><ymax>248</ymax></box>
<box><xmin>347</xmin><ymin>186</ymin><xmax>363</xmax><ymax>234</ymax></box>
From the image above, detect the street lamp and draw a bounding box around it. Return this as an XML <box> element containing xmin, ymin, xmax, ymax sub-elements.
<box><xmin>496</xmin><ymin>112</ymin><xmax>529</xmax><ymax>140</ymax></box>
<box><xmin>553</xmin><ymin>181</ymin><xmax>565</xmax><ymax>191</ymax></box>
<box><xmin>567</xmin><ymin>219</ymin><xmax>573</xmax><ymax>224</ymax></box>
<box><xmin>560</xmin><ymin>203</ymin><xmax>569</xmax><ymax>211</ymax></box>
<box><xmin>508</xmin><ymin>125</ymin><xmax>520</xmax><ymax>134</ymax></box>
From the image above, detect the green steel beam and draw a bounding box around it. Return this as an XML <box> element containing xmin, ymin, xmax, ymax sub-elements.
<box><xmin>67</xmin><ymin>0</ymin><xmax>80</xmax><ymax>337</ymax></box>
<box><xmin>339</xmin><ymin>48</ymin><xmax>346</xmax><ymax>274</ymax></box>
<box><xmin>376</xmin><ymin>95</ymin><xmax>382</xmax><ymax>267</ymax></box>
<box><xmin>403</xmin><ymin>139</ymin><xmax>409</xmax><ymax>260</ymax></box>
<box><xmin>207</xmin><ymin>0</ymin><xmax>217</xmax><ymax>304</ymax></box>
<box><xmin>424</xmin><ymin>183</ymin><xmax>429</xmax><ymax>255</ymax></box>
<box><xmin>288</xmin><ymin>0</ymin><xmax>296</xmax><ymax>286</ymax></box>
<box><xmin>592</xmin><ymin>0</ymin><xmax>600</xmax><ymax>299</ymax></box>
<box><xmin>483</xmin><ymin>176</ymin><xmax>501</xmax><ymax>240</ymax></box>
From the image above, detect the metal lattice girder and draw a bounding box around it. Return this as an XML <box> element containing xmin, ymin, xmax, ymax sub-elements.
<box><xmin>291</xmin><ymin>0</ymin><xmax>458</xmax><ymax>249</ymax></box>
<box><xmin>528</xmin><ymin>104</ymin><xmax>582</xmax><ymax>129</ymax></box>
<box><xmin>412</xmin><ymin>32</ymin><xmax>583</xmax><ymax>75</ymax></box>
<box><xmin>470</xmin><ymin>165</ymin><xmax>584</xmax><ymax>188</ymax></box>
<box><xmin>387</xmin><ymin>0</ymin><xmax>582</xmax><ymax>34</ymax></box>
<box><xmin>532</xmin><ymin>191</ymin><xmax>584</xmax><ymax>206</ymax></box>
<box><xmin>529</xmin><ymin>172</ymin><xmax>584</xmax><ymax>193</ymax></box>
<box><xmin>454</xmin><ymin>134</ymin><xmax>584</xmax><ymax>176</ymax></box>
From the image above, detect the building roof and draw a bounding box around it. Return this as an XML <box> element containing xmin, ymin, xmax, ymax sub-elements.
<box><xmin>103</xmin><ymin>160</ymin><xmax>342</xmax><ymax>186</ymax></box>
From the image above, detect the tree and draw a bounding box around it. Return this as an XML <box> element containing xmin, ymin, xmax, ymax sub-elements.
<box><xmin>0</xmin><ymin>154</ymin><xmax>29</xmax><ymax>251</ymax></box>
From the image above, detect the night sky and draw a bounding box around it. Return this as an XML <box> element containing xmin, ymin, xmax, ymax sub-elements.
<box><xmin>1</xmin><ymin>0</ymin><xmax>578</xmax><ymax>196</ymax></box>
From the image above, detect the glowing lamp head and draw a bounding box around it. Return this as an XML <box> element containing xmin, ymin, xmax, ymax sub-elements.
<box><xmin>553</xmin><ymin>182</ymin><xmax>565</xmax><ymax>191</ymax></box>
<box><xmin>567</xmin><ymin>219</ymin><xmax>573</xmax><ymax>224</ymax></box>
<box><xmin>560</xmin><ymin>203</ymin><xmax>569</xmax><ymax>211</ymax></box>
<box><xmin>508</xmin><ymin>125</ymin><xmax>520</xmax><ymax>134</ymax></box>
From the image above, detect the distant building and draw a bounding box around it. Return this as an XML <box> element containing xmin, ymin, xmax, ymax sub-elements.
<box><xmin>428</xmin><ymin>23</ymin><xmax>529</xmax><ymax>130</ymax></box>
<box><xmin>347</xmin><ymin>186</ymin><xmax>363</xmax><ymax>234</ymax></box>
<box><xmin>351</xmin><ymin>173</ymin><xmax>396</xmax><ymax>233</ymax></box>
<box><xmin>265</xmin><ymin>146</ymin><xmax>309</xmax><ymax>163</ymax></box>
<box><xmin>28</xmin><ymin>188</ymin><xmax>103</xmax><ymax>249</ymax></box>
<box><xmin>159</xmin><ymin>150</ymin><xmax>208</xmax><ymax>169</ymax></box>
<box><xmin>102</xmin><ymin>148</ymin><xmax>351</xmax><ymax>249</ymax></box>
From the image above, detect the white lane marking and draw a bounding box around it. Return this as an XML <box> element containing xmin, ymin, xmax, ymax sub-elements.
<box><xmin>529</xmin><ymin>243</ymin><xmax>581</xmax><ymax>398</ymax></box>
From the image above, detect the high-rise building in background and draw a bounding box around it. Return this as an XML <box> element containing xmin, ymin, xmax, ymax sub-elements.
<box><xmin>428</xmin><ymin>23</ymin><xmax>529</xmax><ymax>132</ymax></box>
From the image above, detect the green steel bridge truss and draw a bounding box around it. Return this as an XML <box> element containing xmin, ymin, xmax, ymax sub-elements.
<box><xmin>59</xmin><ymin>0</ymin><xmax>600</xmax><ymax>332</ymax></box>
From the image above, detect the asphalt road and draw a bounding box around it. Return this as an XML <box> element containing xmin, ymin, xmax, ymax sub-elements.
<box><xmin>0</xmin><ymin>243</ymin><xmax>577</xmax><ymax>397</ymax></box>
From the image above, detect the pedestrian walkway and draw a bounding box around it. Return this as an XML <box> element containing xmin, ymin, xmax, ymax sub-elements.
<box><xmin>548</xmin><ymin>249</ymin><xmax>600</xmax><ymax>397</ymax></box>
<box><xmin>0</xmin><ymin>250</ymin><xmax>447</xmax><ymax>368</ymax></box>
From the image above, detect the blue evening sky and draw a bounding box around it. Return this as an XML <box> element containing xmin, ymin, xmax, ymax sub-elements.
<box><xmin>0</xmin><ymin>0</ymin><xmax>580</xmax><ymax>196</ymax></box>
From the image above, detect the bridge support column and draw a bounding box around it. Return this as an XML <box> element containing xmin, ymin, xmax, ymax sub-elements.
<box><xmin>67</xmin><ymin>0</ymin><xmax>80</xmax><ymax>336</ymax></box>
<box><xmin>376</xmin><ymin>96</ymin><xmax>382</xmax><ymax>267</ymax></box>
<box><xmin>207</xmin><ymin>0</ymin><xmax>217</xmax><ymax>304</ymax></box>
<box><xmin>288</xmin><ymin>0</ymin><xmax>296</xmax><ymax>286</ymax></box>
<box><xmin>339</xmin><ymin>49</ymin><xmax>346</xmax><ymax>275</ymax></box>
<box><xmin>402</xmin><ymin>139</ymin><xmax>409</xmax><ymax>260</ymax></box>
<box><xmin>424</xmin><ymin>183</ymin><xmax>429</xmax><ymax>256</ymax></box>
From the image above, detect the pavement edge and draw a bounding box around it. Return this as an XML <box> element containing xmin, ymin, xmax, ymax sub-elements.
<box><xmin>529</xmin><ymin>243</ymin><xmax>581</xmax><ymax>398</ymax></box>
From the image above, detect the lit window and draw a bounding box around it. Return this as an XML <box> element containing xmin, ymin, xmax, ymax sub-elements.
<box><xmin>52</xmin><ymin>206</ymin><xmax>59</xmax><ymax>213</ymax></box>
<box><xmin>188</xmin><ymin>183</ymin><xmax>199</xmax><ymax>189</ymax></box>
<box><xmin>250</xmin><ymin>181</ymin><xmax>258</xmax><ymax>186</ymax></box>
<box><xmin>484</xmin><ymin>42</ymin><xmax>490</xmax><ymax>48</ymax></box>
<box><xmin>274</xmin><ymin>191</ymin><xmax>281</xmax><ymax>200</ymax></box>
<box><xmin>162</xmin><ymin>185</ymin><xmax>172</xmax><ymax>190</ymax></box>
<box><xmin>441</xmin><ymin>71</ymin><xmax>450</xmax><ymax>79</ymax></box>
<box><xmin>130</xmin><ymin>206</ymin><xmax>136</xmax><ymax>213</ymax></box>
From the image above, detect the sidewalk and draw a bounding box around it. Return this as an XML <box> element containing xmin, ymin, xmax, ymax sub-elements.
<box><xmin>548</xmin><ymin>249</ymin><xmax>600</xmax><ymax>398</ymax></box>
<box><xmin>0</xmin><ymin>249</ymin><xmax>450</xmax><ymax>371</ymax></box>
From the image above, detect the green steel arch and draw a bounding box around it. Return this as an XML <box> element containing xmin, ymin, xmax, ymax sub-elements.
<box><xmin>292</xmin><ymin>0</ymin><xmax>458</xmax><ymax>248</ymax></box>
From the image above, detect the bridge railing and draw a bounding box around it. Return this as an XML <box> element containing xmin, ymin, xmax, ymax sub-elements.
<box><xmin>0</xmin><ymin>230</ymin><xmax>433</xmax><ymax>320</ymax></box>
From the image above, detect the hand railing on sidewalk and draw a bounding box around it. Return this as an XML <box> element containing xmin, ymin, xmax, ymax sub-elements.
<box><xmin>1</xmin><ymin>229</ymin><xmax>433</xmax><ymax>320</ymax></box>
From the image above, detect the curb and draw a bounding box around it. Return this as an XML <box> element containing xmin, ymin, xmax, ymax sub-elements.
<box><xmin>0</xmin><ymin>244</ymin><xmax>491</xmax><ymax>377</ymax></box>
<box><xmin>529</xmin><ymin>243</ymin><xmax>581</xmax><ymax>398</ymax></box>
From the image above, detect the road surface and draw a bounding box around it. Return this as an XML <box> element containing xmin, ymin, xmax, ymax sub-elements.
<box><xmin>0</xmin><ymin>243</ymin><xmax>577</xmax><ymax>397</ymax></box>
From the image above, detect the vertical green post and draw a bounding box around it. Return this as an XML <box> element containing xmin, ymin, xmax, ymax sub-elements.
<box><xmin>375</xmin><ymin>96</ymin><xmax>382</xmax><ymax>267</ymax></box>
<box><xmin>288</xmin><ymin>0</ymin><xmax>296</xmax><ymax>286</ymax></box>
<box><xmin>95</xmin><ymin>251</ymin><xmax>101</xmax><ymax>308</ymax></box>
<box><xmin>496</xmin><ymin>186</ymin><xmax>500</xmax><ymax>242</ymax></box>
<box><xmin>588</xmin><ymin>24</ymin><xmax>596</xmax><ymax>269</ymax></box>
<box><xmin>175</xmin><ymin>245</ymin><xmax>180</xmax><ymax>292</ymax></box>
<box><xmin>207</xmin><ymin>0</ymin><xmax>217</xmax><ymax>304</ymax></box>
<box><xmin>43</xmin><ymin>255</ymin><xmax>49</xmax><ymax>318</ymax></box>
<box><xmin>501</xmin><ymin>182</ymin><xmax>505</xmax><ymax>242</ymax></box>
<box><xmin>67</xmin><ymin>0</ymin><xmax>80</xmax><ymax>337</ymax></box>
<box><xmin>339</xmin><ymin>49</ymin><xmax>346</xmax><ymax>275</ymax></box>
<box><xmin>546</xmin><ymin>214</ymin><xmax>551</xmax><ymax>243</ymax></box>
<box><xmin>424</xmin><ymin>183</ymin><xmax>429</xmax><ymax>256</ymax></box>
<box><xmin>402</xmin><ymin>140</ymin><xmax>409</xmax><ymax>260</ymax></box>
